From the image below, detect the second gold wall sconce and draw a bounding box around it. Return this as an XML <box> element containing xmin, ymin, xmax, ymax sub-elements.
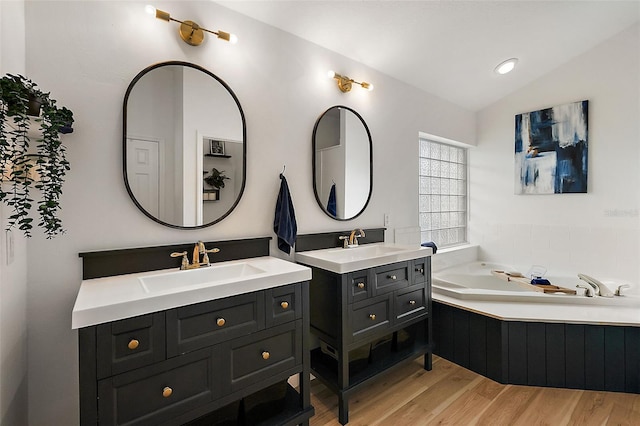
<box><xmin>146</xmin><ymin>5</ymin><xmax>238</xmax><ymax>46</ymax></box>
<box><xmin>328</xmin><ymin>70</ymin><xmax>373</xmax><ymax>92</ymax></box>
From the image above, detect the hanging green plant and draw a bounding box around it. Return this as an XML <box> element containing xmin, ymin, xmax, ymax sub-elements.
<box><xmin>0</xmin><ymin>74</ymin><xmax>74</xmax><ymax>238</ymax></box>
<box><xmin>204</xmin><ymin>167</ymin><xmax>229</xmax><ymax>189</ymax></box>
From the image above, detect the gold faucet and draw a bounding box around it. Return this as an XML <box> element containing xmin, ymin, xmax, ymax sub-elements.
<box><xmin>170</xmin><ymin>241</ymin><xmax>220</xmax><ymax>270</ymax></box>
<box><xmin>349</xmin><ymin>229</ymin><xmax>365</xmax><ymax>246</ymax></box>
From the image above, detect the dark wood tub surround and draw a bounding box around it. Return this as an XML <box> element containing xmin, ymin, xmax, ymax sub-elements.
<box><xmin>433</xmin><ymin>300</ymin><xmax>640</xmax><ymax>394</ymax></box>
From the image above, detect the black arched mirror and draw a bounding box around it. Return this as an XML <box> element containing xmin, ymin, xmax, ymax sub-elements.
<box><xmin>123</xmin><ymin>61</ymin><xmax>246</xmax><ymax>229</ymax></box>
<box><xmin>312</xmin><ymin>105</ymin><xmax>372</xmax><ymax>220</ymax></box>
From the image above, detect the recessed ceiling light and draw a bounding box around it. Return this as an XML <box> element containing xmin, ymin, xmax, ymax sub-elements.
<box><xmin>495</xmin><ymin>58</ymin><xmax>518</xmax><ymax>75</ymax></box>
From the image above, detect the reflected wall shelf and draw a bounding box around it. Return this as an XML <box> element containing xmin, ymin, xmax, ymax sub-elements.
<box><xmin>203</xmin><ymin>189</ymin><xmax>220</xmax><ymax>201</ymax></box>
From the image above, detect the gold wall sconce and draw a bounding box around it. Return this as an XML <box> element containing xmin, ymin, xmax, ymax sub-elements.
<box><xmin>146</xmin><ymin>5</ymin><xmax>238</xmax><ymax>46</ymax></box>
<box><xmin>328</xmin><ymin>70</ymin><xmax>373</xmax><ymax>92</ymax></box>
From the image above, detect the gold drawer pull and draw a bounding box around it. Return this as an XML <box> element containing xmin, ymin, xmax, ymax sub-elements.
<box><xmin>162</xmin><ymin>387</ymin><xmax>173</xmax><ymax>398</ymax></box>
<box><xmin>262</xmin><ymin>351</ymin><xmax>270</xmax><ymax>360</ymax></box>
<box><xmin>369</xmin><ymin>314</ymin><xmax>376</xmax><ymax>321</ymax></box>
<box><xmin>128</xmin><ymin>339</ymin><xmax>139</xmax><ymax>350</ymax></box>
<box><xmin>357</xmin><ymin>282</ymin><xmax>365</xmax><ymax>289</ymax></box>
<box><xmin>280</xmin><ymin>301</ymin><xmax>289</xmax><ymax>309</ymax></box>
<box><xmin>409</xmin><ymin>300</ymin><xmax>416</xmax><ymax>306</ymax></box>
<box><xmin>416</xmin><ymin>268</ymin><xmax>424</xmax><ymax>274</ymax></box>
<box><xmin>216</xmin><ymin>318</ymin><xmax>226</xmax><ymax>327</ymax></box>
<box><xmin>388</xmin><ymin>275</ymin><xmax>397</xmax><ymax>280</ymax></box>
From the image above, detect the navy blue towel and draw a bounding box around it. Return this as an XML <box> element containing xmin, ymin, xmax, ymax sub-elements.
<box><xmin>421</xmin><ymin>241</ymin><xmax>438</xmax><ymax>254</ymax></box>
<box><xmin>274</xmin><ymin>174</ymin><xmax>297</xmax><ymax>255</ymax></box>
<box><xmin>327</xmin><ymin>183</ymin><xmax>337</xmax><ymax>217</ymax></box>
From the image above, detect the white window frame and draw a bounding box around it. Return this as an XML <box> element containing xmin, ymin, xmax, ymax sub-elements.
<box><xmin>419</xmin><ymin>135</ymin><xmax>468</xmax><ymax>248</ymax></box>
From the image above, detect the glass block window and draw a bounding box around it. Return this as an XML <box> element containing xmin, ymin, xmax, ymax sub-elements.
<box><xmin>419</xmin><ymin>138</ymin><xmax>467</xmax><ymax>247</ymax></box>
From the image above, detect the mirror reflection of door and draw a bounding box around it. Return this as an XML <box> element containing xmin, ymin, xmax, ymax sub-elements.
<box><xmin>124</xmin><ymin>62</ymin><xmax>246</xmax><ymax>228</ymax></box>
<box><xmin>313</xmin><ymin>106</ymin><xmax>372</xmax><ymax>220</ymax></box>
<box><xmin>126</xmin><ymin>137</ymin><xmax>162</xmax><ymax>218</ymax></box>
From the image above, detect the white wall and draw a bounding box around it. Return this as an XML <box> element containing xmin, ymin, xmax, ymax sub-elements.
<box><xmin>0</xmin><ymin>1</ymin><xmax>29</xmax><ymax>425</ymax></box>
<box><xmin>22</xmin><ymin>1</ymin><xmax>475</xmax><ymax>424</ymax></box>
<box><xmin>470</xmin><ymin>24</ymin><xmax>640</xmax><ymax>291</ymax></box>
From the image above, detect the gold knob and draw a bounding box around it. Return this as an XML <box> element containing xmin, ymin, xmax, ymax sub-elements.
<box><xmin>409</xmin><ymin>300</ymin><xmax>416</xmax><ymax>305</ymax></box>
<box><xmin>162</xmin><ymin>387</ymin><xmax>173</xmax><ymax>398</ymax></box>
<box><xmin>369</xmin><ymin>314</ymin><xmax>376</xmax><ymax>321</ymax></box>
<box><xmin>216</xmin><ymin>318</ymin><xmax>226</xmax><ymax>327</ymax></box>
<box><xmin>262</xmin><ymin>351</ymin><xmax>270</xmax><ymax>360</ymax></box>
<box><xmin>280</xmin><ymin>301</ymin><xmax>289</xmax><ymax>309</ymax></box>
<box><xmin>416</xmin><ymin>268</ymin><xmax>424</xmax><ymax>274</ymax></box>
<box><xmin>357</xmin><ymin>282</ymin><xmax>365</xmax><ymax>289</ymax></box>
<box><xmin>128</xmin><ymin>339</ymin><xmax>139</xmax><ymax>350</ymax></box>
<box><xmin>388</xmin><ymin>275</ymin><xmax>397</xmax><ymax>280</ymax></box>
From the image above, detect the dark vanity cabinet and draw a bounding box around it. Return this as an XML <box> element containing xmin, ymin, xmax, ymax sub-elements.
<box><xmin>79</xmin><ymin>283</ymin><xmax>314</xmax><ymax>426</ymax></box>
<box><xmin>305</xmin><ymin>258</ymin><xmax>432</xmax><ymax>425</ymax></box>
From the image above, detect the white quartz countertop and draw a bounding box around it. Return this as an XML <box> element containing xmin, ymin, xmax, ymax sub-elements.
<box><xmin>296</xmin><ymin>242</ymin><xmax>432</xmax><ymax>274</ymax></box>
<box><xmin>72</xmin><ymin>256</ymin><xmax>311</xmax><ymax>329</ymax></box>
<box><xmin>433</xmin><ymin>292</ymin><xmax>640</xmax><ymax>327</ymax></box>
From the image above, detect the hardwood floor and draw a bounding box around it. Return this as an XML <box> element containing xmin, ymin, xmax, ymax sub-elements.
<box><xmin>309</xmin><ymin>356</ymin><xmax>640</xmax><ymax>425</ymax></box>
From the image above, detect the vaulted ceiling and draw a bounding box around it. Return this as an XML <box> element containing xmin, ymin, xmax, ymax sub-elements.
<box><xmin>218</xmin><ymin>1</ymin><xmax>640</xmax><ymax>111</ymax></box>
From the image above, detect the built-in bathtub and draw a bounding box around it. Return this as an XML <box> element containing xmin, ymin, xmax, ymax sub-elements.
<box><xmin>430</xmin><ymin>260</ymin><xmax>640</xmax><ymax>394</ymax></box>
<box><xmin>433</xmin><ymin>261</ymin><xmax>638</xmax><ymax>306</ymax></box>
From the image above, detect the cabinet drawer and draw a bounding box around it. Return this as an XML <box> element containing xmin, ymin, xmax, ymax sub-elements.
<box><xmin>97</xmin><ymin>312</ymin><xmax>166</xmax><ymax>379</ymax></box>
<box><xmin>351</xmin><ymin>297</ymin><xmax>390</xmax><ymax>341</ymax></box>
<box><xmin>412</xmin><ymin>258</ymin><xmax>428</xmax><ymax>283</ymax></box>
<box><xmin>373</xmin><ymin>262</ymin><xmax>409</xmax><ymax>295</ymax></box>
<box><xmin>98</xmin><ymin>349</ymin><xmax>216</xmax><ymax>426</ymax></box>
<box><xmin>348</xmin><ymin>270</ymin><xmax>370</xmax><ymax>303</ymax></box>
<box><xmin>227</xmin><ymin>321</ymin><xmax>302</xmax><ymax>393</ymax></box>
<box><xmin>167</xmin><ymin>292</ymin><xmax>265</xmax><ymax>357</ymax></box>
<box><xmin>396</xmin><ymin>285</ymin><xmax>428</xmax><ymax>323</ymax></box>
<box><xmin>266</xmin><ymin>283</ymin><xmax>301</xmax><ymax>327</ymax></box>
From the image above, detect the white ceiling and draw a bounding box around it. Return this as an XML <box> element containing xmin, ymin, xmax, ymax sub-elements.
<box><xmin>218</xmin><ymin>0</ymin><xmax>640</xmax><ymax>111</ymax></box>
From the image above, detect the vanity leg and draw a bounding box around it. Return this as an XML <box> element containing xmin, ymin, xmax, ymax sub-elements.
<box><xmin>338</xmin><ymin>392</ymin><xmax>349</xmax><ymax>425</ymax></box>
<box><xmin>424</xmin><ymin>352</ymin><xmax>432</xmax><ymax>371</ymax></box>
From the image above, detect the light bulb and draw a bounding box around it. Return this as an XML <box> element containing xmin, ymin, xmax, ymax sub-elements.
<box><xmin>495</xmin><ymin>58</ymin><xmax>518</xmax><ymax>75</ymax></box>
<box><xmin>361</xmin><ymin>82</ymin><xmax>374</xmax><ymax>91</ymax></box>
<box><xmin>327</xmin><ymin>70</ymin><xmax>336</xmax><ymax>79</ymax></box>
<box><xmin>145</xmin><ymin>5</ymin><xmax>156</xmax><ymax>16</ymax></box>
<box><xmin>229</xmin><ymin>33</ymin><xmax>238</xmax><ymax>44</ymax></box>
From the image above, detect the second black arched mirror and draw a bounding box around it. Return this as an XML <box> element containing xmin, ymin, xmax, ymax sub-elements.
<box><xmin>312</xmin><ymin>106</ymin><xmax>372</xmax><ymax>220</ymax></box>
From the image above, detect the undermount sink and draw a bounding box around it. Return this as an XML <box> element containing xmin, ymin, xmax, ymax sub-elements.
<box><xmin>140</xmin><ymin>262</ymin><xmax>266</xmax><ymax>293</ymax></box>
<box><xmin>296</xmin><ymin>242</ymin><xmax>432</xmax><ymax>274</ymax></box>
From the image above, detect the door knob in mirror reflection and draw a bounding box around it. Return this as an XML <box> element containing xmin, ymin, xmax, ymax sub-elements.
<box><xmin>124</xmin><ymin>61</ymin><xmax>246</xmax><ymax>229</ymax></box>
<box><xmin>312</xmin><ymin>106</ymin><xmax>372</xmax><ymax>220</ymax></box>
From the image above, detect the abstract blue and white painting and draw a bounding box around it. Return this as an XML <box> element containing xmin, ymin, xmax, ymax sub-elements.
<box><xmin>515</xmin><ymin>100</ymin><xmax>588</xmax><ymax>194</ymax></box>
